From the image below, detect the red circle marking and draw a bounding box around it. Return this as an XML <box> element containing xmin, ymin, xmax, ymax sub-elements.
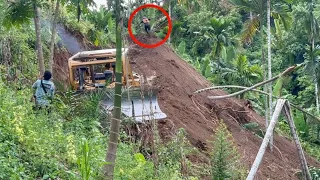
<box><xmin>128</xmin><ymin>4</ymin><xmax>172</xmax><ymax>48</ymax></box>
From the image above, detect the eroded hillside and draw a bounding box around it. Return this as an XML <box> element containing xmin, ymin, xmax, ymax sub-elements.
<box><xmin>126</xmin><ymin>34</ymin><xmax>320</xmax><ymax>179</ymax></box>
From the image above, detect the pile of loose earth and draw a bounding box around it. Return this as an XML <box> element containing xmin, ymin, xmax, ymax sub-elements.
<box><xmin>126</xmin><ymin>34</ymin><xmax>320</xmax><ymax>179</ymax></box>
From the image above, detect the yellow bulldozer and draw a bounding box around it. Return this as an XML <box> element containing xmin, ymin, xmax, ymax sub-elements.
<box><xmin>68</xmin><ymin>48</ymin><xmax>167</xmax><ymax>122</ymax></box>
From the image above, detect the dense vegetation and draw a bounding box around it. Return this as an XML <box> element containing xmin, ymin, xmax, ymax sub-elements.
<box><xmin>1</xmin><ymin>0</ymin><xmax>320</xmax><ymax>179</ymax></box>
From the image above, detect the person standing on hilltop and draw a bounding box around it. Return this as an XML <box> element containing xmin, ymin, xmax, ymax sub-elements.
<box><xmin>140</xmin><ymin>16</ymin><xmax>151</xmax><ymax>34</ymax></box>
<box><xmin>32</xmin><ymin>70</ymin><xmax>55</xmax><ymax>113</ymax></box>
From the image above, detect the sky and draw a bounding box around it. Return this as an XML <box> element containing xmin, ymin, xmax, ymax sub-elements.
<box><xmin>93</xmin><ymin>0</ymin><xmax>130</xmax><ymax>8</ymax></box>
<box><xmin>93</xmin><ymin>0</ymin><xmax>106</xmax><ymax>8</ymax></box>
<box><xmin>92</xmin><ymin>0</ymin><xmax>163</xmax><ymax>10</ymax></box>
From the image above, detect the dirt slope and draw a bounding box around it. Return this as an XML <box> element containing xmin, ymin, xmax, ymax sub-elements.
<box><xmin>53</xmin><ymin>24</ymin><xmax>101</xmax><ymax>90</ymax></box>
<box><xmin>127</xmin><ymin>34</ymin><xmax>320</xmax><ymax>179</ymax></box>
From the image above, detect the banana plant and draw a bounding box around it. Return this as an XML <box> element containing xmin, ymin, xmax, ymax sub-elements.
<box><xmin>86</xmin><ymin>8</ymin><xmax>116</xmax><ymax>47</ymax></box>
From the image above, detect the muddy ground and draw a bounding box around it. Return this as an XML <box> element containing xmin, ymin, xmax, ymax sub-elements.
<box><xmin>126</xmin><ymin>34</ymin><xmax>320</xmax><ymax>179</ymax></box>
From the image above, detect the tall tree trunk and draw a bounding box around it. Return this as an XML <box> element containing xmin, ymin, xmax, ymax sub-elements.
<box><xmin>267</xmin><ymin>0</ymin><xmax>273</xmax><ymax>151</ymax></box>
<box><xmin>312</xmin><ymin>33</ymin><xmax>319</xmax><ymax>114</ymax></box>
<box><xmin>314</xmin><ymin>41</ymin><xmax>319</xmax><ymax>114</ymax></box>
<box><xmin>259</xmin><ymin>16</ymin><xmax>268</xmax><ymax>135</ymax></box>
<box><xmin>246</xmin><ymin>99</ymin><xmax>286</xmax><ymax>180</ymax></box>
<box><xmin>49</xmin><ymin>0</ymin><xmax>60</xmax><ymax>77</ymax></box>
<box><xmin>310</xmin><ymin>0</ymin><xmax>319</xmax><ymax>114</ymax></box>
<box><xmin>33</xmin><ymin>4</ymin><xmax>45</xmax><ymax>75</ymax></box>
<box><xmin>283</xmin><ymin>102</ymin><xmax>312</xmax><ymax>180</ymax></box>
<box><xmin>104</xmin><ymin>0</ymin><xmax>122</xmax><ymax>178</ymax></box>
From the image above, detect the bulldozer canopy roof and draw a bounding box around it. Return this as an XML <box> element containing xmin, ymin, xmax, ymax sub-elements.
<box><xmin>68</xmin><ymin>48</ymin><xmax>129</xmax><ymax>61</ymax></box>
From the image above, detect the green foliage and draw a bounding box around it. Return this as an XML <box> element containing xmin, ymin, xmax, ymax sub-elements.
<box><xmin>2</xmin><ymin>0</ymin><xmax>320</xmax><ymax>178</ymax></box>
<box><xmin>218</xmin><ymin>54</ymin><xmax>263</xmax><ymax>87</ymax></box>
<box><xmin>293</xmin><ymin>111</ymin><xmax>310</xmax><ymax>138</ymax></box>
<box><xmin>85</xmin><ymin>7</ymin><xmax>116</xmax><ymax>47</ymax></box>
<box><xmin>242</xmin><ymin>122</ymin><xmax>265</xmax><ymax>138</ymax></box>
<box><xmin>0</xmin><ymin>79</ymin><xmax>70</xmax><ymax>179</ymax></box>
<box><xmin>3</xmin><ymin>0</ymin><xmax>34</xmax><ymax>29</ymax></box>
<box><xmin>67</xmin><ymin>0</ymin><xmax>96</xmax><ymax>22</ymax></box>
<box><xmin>59</xmin><ymin>4</ymin><xmax>95</xmax><ymax>36</ymax></box>
<box><xmin>77</xmin><ymin>138</ymin><xmax>91</xmax><ymax>180</ymax></box>
<box><xmin>210</xmin><ymin>121</ymin><xmax>246</xmax><ymax>180</ymax></box>
<box><xmin>309</xmin><ymin>166</ymin><xmax>320</xmax><ymax>179</ymax></box>
<box><xmin>274</xmin><ymin>76</ymin><xmax>285</xmax><ymax>97</ymax></box>
<box><xmin>114</xmin><ymin>143</ymin><xmax>155</xmax><ymax>179</ymax></box>
<box><xmin>302</xmin><ymin>141</ymin><xmax>320</xmax><ymax>161</ymax></box>
<box><xmin>156</xmin><ymin>128</ymin><xmax>203</xmax><ymax>179</ymax></box>
<box><xmin>1</xmin><ymin>77</ymin><xmax>201</xmax><ymax>179</ymax></box>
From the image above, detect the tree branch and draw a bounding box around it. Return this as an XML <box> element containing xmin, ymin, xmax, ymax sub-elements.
<box><xmin>194</xmin><ymin>65</ymin><xmax>298</xmax><ymax>99</ymax></box>
<box><xmin>194</xmin><ymin>85</ymin><xmax>320</xmax><ymax>123</ymax></box>
<box><xmin>246</xmin><ymin>99</ymin><xmax>287</xmax><ymax>180</ymax></box>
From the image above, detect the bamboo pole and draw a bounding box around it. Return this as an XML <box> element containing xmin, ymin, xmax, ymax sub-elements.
<box><xmin>194</xmin><ymin>65</ymin><xmax>298</xmax><ymax>99</ymax></box>
<box><xmin>194</xmin><ymin>84</ymin><xmax>315</xmax><ymax>179</ymax></box>
<box><xmin>104</xmin><ymin>1</ymin><xmax>123</xmax><ymax>178</ymax></box>
<box><xmin>282</xmin><ymin>101</ymin><xmax>311</xmax><ymax>180</ymax></box>
<box><xmin>246</xmin><ymin>99</ymin><xmax>286</xmax><ymax>180</ymax></box>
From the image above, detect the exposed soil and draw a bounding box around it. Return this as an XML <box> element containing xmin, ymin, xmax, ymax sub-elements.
<box><xmin>63</xmin><ymin>24</ymin><xmax>100</xmax><ymax>51</ymax></box>
<box><xmin>53</xmin><ymin>24</ymin><xmax>102</xmax><ymax>90</ymax></box>
<box><xmin>53</xmin><ymin>47</ymin><xmax>71</xmax><ymax>91</ymax></box>
<box><xmin>126</xmin><ymin>34</ymin><xmax>320</xmax><ymax>179</ymax></box>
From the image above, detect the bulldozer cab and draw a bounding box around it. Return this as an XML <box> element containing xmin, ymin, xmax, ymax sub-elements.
<box><xmin>68</xmin><ymin>48</ymin><xmax>167</xmax><ymax>122</ymax></box>
<box><xmin>68</xmin><ymin>48</ymin><xmax>140</xmax><ymax>90</ymax></box>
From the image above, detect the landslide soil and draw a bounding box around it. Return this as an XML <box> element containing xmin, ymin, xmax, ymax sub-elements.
<box><xmin>126</xmin><ymin>34</ymin><xmax>320</xmax><ymax>179</ymax></box>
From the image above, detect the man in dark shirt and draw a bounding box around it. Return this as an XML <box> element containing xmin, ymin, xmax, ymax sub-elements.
<box><xmin>140</xmin><ymin>17</ymin><xmax>151</xmax><ymax>34</ymax></box>
<box><xmin>32</xmin><ymin>70</ymin><xmax>55</xmax><ymax>113</ymax></box>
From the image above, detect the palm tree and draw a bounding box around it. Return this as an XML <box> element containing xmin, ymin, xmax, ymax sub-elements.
<box><xmin>220</xmin><ymin>55</ymin><xmax>263</xmax><ymax>94</ymax></box>
<box><xmin>68</xmin><ymin>0</ymin><xmax>96</xmax><ymax>22</ymax></box>
<box><xmin>191</xmin><ymin>17</ymin><xmax>238</xmax><ymax>74</ymax></box>
<box><xmin>177</xmin><ymin>0</ymin><xmax>201</xmax><ymax>13</ymax></box>
<box><xmin>267</xmin><ymin>0</ymin><xmax>273</xmax><ymax>150</ymax></box>
<box><xmin>104</xmin><ymin>0</ymin><xmax>124</xmax><ymax>179</ymax></box>
<box><xmin>49</xmin><ymin>0</ymin><xmax>60</xmax><ymax>76</ymax></box>
<box><xmin>4</xmin><ymin>0</ymin><xmax>96</xmax><ymax>75</ymax></box>
<box><xmin>295</xmin><ymin>0</ymin><xmax>320</xmax><ymax>114</ymax></box>
<box><xmin>229</xmin><ymin>0</ymin><xmax>292</xmax><ymax>130</ymax></box>
<box><xmin>308</xmin><ymin>0</ymin><xmax>320</xmax><ymax>114</ymax></box>
<box><xmin>86</xmin><ymin>6</ymin><xmax>116</xmax><ymax>47</ymax></box>
<box><xmin>229</xmin><ymin>0</ymin><xmax>291</xmax><ymax>44</ymax></box>
<box><xmin>3</xmin><ymin>0</ymin><xmax>47</xmax><ymax>75</ymax></box>
<box><xmin>201</xmin><ymin>17</ymin><xmax>236</xmax><ymax>59</ymax></box>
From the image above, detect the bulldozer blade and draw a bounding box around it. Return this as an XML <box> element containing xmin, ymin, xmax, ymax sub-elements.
<box><xmin>102</xmin><ymin>88</ymin><xmax>167</xmax><ymax>122</ymax></box>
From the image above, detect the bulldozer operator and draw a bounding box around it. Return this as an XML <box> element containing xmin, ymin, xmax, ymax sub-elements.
<box><xmin>140</xmin><ymin>17</ymin><xmax>151</xmax><ymax>34</ymax></box>
<box><xmin>104</xmin><ymin>63</ymin><xmax>114</xmax><ymax>82</ymax></box>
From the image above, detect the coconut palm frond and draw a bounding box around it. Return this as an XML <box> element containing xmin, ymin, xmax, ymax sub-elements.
<box><xmin>249</xmin><ymin>64</ymin><xmax>263</xmax><ymax>76</ymax></box>
<box><xmin>229</xmin><ymin>0</ymin><xmax>255</xmax><ymax>12</ymax></box>
<box><xmin>271</xmin><ymin>11</ymin><xmax>292</xmax><ymax>31</ymax></box>
<box><xmin>313</xmin><ymin>18</ymin><xmax>320</xmax><ymax>39</ymax></box>
<box><xmin>241</xmin><ymin>16</ymin><xmax>260</xmax><ymax>44</ymax></box>
<box><xmin>3</xmin><ymin>0</ymin><xmax>34</xmax><ymax>29</ymax></box>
